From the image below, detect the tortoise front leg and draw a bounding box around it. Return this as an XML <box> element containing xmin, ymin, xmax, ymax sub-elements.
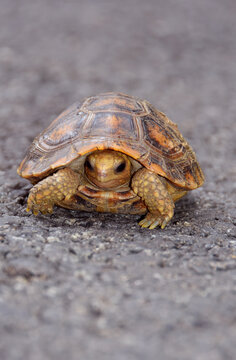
<box><xmin>131</xmin><ymin>168</ymin><xmax>174</xmax><ymax>229</ymax></box>
<box><xmin>27</xmin><ymin>168</ymin><xmax>81</xmax><ymax>215</ymax></box>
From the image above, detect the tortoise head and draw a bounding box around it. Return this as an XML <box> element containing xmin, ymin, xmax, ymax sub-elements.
<box><xmin>84</xmin><ymin>150</ymin><xmax>131</xmax><ymax>189</ymax></box>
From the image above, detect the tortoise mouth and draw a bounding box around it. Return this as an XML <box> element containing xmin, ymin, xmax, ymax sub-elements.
<box><xmin>86</xmin><ymin>174</ymin><xmax>130</xmax><ymax>190</ymax></box>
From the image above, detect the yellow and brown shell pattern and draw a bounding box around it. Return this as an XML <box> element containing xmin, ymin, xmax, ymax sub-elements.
<box><xmin>18</xmin><ymin>92</ymin><xmax>204</xmax><ymax>189</ymax></box>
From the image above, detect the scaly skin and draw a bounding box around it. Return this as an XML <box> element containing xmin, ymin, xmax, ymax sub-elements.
<box><xmin>131</xmin><ymin>168</ymin><xmax>175</xmax><ymax>229</ymax></box>
<box><xmin>27</xmin><ymin>168</ymin><xmax>80</xmax><ymax>215</ymax></box>
<box><xmin>26</xmin><ymin>151</ymin><xmax>184</xmax><ymax>229</ymax></box>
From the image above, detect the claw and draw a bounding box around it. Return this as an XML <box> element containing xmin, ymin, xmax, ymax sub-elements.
<box><xmin>139</xmin><ymin>218</ymin><xmax>151</xmax><ymax>227</ymax></box>
<box><xmin>161</xmin><ymin>216</ymin><xmax>171</xmax><ymax>229</ymax></box>
<box><xmin>139</xmin><ymin>214</ymin><xmax>161</xmax><ymax>229</ymax></box>
<box><xmin>139</xmin><ymin>212</ymin><xmax>172</xmax><ymax>230</ymax></box>
<box><xmin>140</xmin><ymin>220</ymin><xmax>152</xmax><ymax>228</ymax></box>
<box><xmin>149</xmin><ymin>219</ymin><xmax>161</xmax><ymax>230</ymax></box>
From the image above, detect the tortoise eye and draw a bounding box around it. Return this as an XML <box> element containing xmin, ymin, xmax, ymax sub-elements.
<box><xmin>115</xmin><ymin>162</ymin><xmax>126</xmax><ymax>173</ymax></box>
<box><xmin>85</xmin><ymin>159</ymin><xmax>94</xmax><ymax>171</ymax></box>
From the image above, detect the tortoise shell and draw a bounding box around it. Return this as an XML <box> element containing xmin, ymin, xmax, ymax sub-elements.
<box><xmin>18</xmin><ymin>92</ymin><xmax>204</xmax><ymax>189</ymax></box>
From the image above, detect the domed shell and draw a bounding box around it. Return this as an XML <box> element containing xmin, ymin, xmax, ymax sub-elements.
<box><xmin>18</xmin><ymin>92</ymin><xmax>204</xmax><ymax>189</ymax></box>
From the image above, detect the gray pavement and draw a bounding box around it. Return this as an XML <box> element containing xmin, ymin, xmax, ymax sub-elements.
<box><xmin>0</xmin><ymin>0</ymin><xmax>236</xmax><ymax>359</ymax></box>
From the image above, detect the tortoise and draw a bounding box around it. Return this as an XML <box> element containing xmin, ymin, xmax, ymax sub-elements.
<box><xmin>17</xmin><ymin>92</ymin><xmax>204</xmax><ymax>229</ymax></box>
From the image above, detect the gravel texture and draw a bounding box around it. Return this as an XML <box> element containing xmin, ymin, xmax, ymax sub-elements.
<box><xmin>0</xmin><ymin>0</ymin><xmax>236</xmax><ymax>359</ymax></box>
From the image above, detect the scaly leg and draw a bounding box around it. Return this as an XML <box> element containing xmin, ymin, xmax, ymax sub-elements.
<box><xmin>27</xmin><ymin>168</ymin><xmax>81</xmax><ymax>215</ymax></box>
<box><xmin>131</xmin><ymin>168</ymin><xmax>175</xmax><ymax>229</ymax></box>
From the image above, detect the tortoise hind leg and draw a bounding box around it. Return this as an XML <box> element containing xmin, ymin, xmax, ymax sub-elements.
<box><xmin>27</xmin><ymin>168</ymin><xmax>80</xmax><ymax>215</ymax></box>
<box><xmin>131</xmin><ymin>168</ymin><xmax>175</xmax><ymax>229</ymax></box>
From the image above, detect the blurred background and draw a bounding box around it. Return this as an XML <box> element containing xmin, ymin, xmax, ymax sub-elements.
<box><xmin>0</xmin><ymin>0</ymin><xmax>235</xmax><ymax>359</ymax></box>
<box><xmin>1</xmin><ymin>0</ymin><xmax>235</xmax><ymax>188</ymax></box>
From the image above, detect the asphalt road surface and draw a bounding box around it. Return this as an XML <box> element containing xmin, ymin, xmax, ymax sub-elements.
<box><xmin>0</xmin><ymin>0</ymin><xmax>236</xmax><ymax>359</ymax></box>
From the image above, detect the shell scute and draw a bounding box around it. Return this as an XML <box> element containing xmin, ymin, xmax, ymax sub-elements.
<box><xmin>141</xmin><ymin>116</ymin><xmax>175</xmax><ymax>154</ymax></box>
<box><xmin>83</xmin><ymin>111</ymin><xmax>138</xmax><ymax>140</ymax></box>
<box><xmin>82</xmin><ymin>92</ymin><xmax>146</xmax><ymax>115</ymax></box>
<box><xmin>41</xmin><ymin>107</ymin><xmax>88</xmax><ymax>148</ymax></box>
